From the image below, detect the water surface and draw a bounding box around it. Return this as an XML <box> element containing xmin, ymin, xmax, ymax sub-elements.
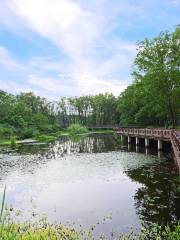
<box><xmin>0</xmin><ymin>134</ymin><xmax>179</xmax><ymax>237</ymax></box>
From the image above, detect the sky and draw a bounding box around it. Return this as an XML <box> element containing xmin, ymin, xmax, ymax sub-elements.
<box><xmin>0</xmin><ymin>0</ymin><xmax>179</xmax><ymax>99</ymax></box>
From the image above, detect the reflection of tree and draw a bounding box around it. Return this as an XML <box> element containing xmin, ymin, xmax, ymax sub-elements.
<box><xmin>49</xmin><ymin>133</ymin><xmax>118</xmax><ymax>156</ymax></box>
<box><xmin>126</xmin><ymin>163</ymin><xmax>180</xmax><ymax>226</ymax></box>
<box><xmin>0</xmin><ymin>134</ymin><xmax>119</xmax><ymax>181</ymax></box>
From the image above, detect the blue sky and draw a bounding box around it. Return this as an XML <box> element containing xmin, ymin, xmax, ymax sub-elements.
<box><xmin>0</xmin><ymin>0</ymin><xmax>179</xmax><ymax>99</ymax></box>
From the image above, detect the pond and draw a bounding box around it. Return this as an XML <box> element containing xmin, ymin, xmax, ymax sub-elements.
<box><xmin>0</xmin><ymin>133</ymin><xmax>179</xmax><ymax>238</ymax></box>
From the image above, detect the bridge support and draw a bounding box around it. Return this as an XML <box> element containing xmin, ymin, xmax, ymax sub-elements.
<box><xmin>128</xmin><ymin>136</ymin><xmax>131</xmax><ymax>144</ymax></box>
<box><xmin>158</xmin><ymin>140</ymin><xmax>163</xmax><ymax>150</ymax></box>
<box><xmin>158</xmin><ymin>150</ymin><xmax>161</xmax><ymax>159</ymax></box>
<box><xmin>136</xmin><ymin>145</ymin><xmax>139</xmax><ymax>153</ymax></box>
<box><xmin>145</xmin><ymin>138</ymin><xmax>149</xmax><ymax>148</ymax></box>
<box><xmin>145</xmin><ymin>147</ymin><xmax>149</xmax><ymax>155</ymax></box>
<box><xmin>121</xmin><ymin>135</ymin><xmax>124</xmax><ymax>142</ymax></box>
<box><xmin>136</xmin><ymin>137</ymin><xmax>139</xmax><ymax>145</ymax></box>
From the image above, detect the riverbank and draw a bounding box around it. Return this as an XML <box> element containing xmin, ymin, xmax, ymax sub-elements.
<box><xmin>0</xmin><ymin>129</ymin><xmax>114</xmax><ymax>146</ymax></box>
<box><xmin>0</xmin><ymin>218</ymin><xmax>179</xmax><ymax>239</ymax></box>
<box><xmin>33</xmin><ymin>129</ymin><xmax>114</xmax><ymax>143</ymax></box>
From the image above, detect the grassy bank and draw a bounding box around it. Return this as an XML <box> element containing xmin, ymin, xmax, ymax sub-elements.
<box><xmin>1</xmin><ymin>221</ymin><xmax>179</xmax><ymax>240</ymax></box>
<box><xmin>0</xmin><ymin>139</ymin><xmax>11</xmax><ymax>146</ymax></box>
<box><xmin>0</xmin><ymin>127</ymin><xmax>114</xmax><ymax>146</ymax></box>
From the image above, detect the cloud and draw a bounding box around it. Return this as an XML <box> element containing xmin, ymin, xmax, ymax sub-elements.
<box><xmin>8</xmin><ymin>0</ymin><xmax>101</xmax><ymax>60</ymax></box>
<box><xmin>0</xmin><ymin>46</ymin><xmax>19</xmax><ymax>70</ymax></box>
<box><xmin>2</xmin><ymin>0</ymin><xmax>178</xmax><ymax>98</ymax></box>
<box><xmin>0</xmin><ymin>0</ymin><xmax>137</xmax><ymax>98</ymax></box>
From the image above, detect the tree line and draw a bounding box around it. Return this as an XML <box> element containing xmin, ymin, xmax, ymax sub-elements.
<box><xmin>0</xmin><ymin>28</ymin><xmax>179</xmax><ymax>139</ymax></box>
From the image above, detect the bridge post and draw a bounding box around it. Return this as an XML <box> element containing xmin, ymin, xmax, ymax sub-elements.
<box><xmin>145</xmin><ymin>147</ymin><xmax>149</xmax><ymax>155</ymax></box>
<box><xmin>145</xmin><ymin>138</ymin><xmax>149</xmax><ymax>148</ymax></box>
<box><xmin>128</xmin><ymin>136</ymin><xmax>131</xmax><ymax>144</ymax></box>
<box><xmin>136</xmin><ymin>145</ymin><xmax>139</xmax><ymax>153</ymax></box>
<box><xmin>158</xmin><ymin>140</ymin><xmax>163</xmax><ymax>150</ymax></box>
<box><xmin>158</xmin><ymin>150</ymin><xmax>161</xmax><ymax>159</ymax></box>
<box><xmin>136</xmin><ymin>137</ymin><xmax>139</xmax><ymax>145</ymax></box>
<box><xmin>121</xmin><ymin>135</ymin><xmax>124</xmax><ymax>142</ymax></box>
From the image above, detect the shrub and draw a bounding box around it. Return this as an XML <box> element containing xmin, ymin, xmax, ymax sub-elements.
<box><xmin>67</xmin><ymin>124</ymin><xmax>88</xmax><ymax>135</ymax></box>
<box><xmin>17</xmin><ymin>127</ymin><xmax>39</xmax><ymax>139</ymax></box>
<box><xmin>10</xmin><ymin>137</ymin><xmax>17</xmax><ymax>149</ymax></box>
<box><xmin>37</xmin><ymin>124</ymin><xmax>55</xmax><ymax>134</ymax></box>
<box><xmin>0</xmin><ymin>127</ymin><xmax>13</xmax><ymax>139</ymax></box>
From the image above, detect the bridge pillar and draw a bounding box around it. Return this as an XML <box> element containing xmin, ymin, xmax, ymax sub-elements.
<box><xmin>136</xmin><ymin>137</ymin><xmax>139</xmax><ymax>145</ymax></box>
<box><xmin>136</xmin><ymin>145</ymin><xmax>139</xmax><ymax>153</ymax></box>
<box><xmin>121</xmin><ymin>135</ymin><xmax>124</xmax><ymax>142</ymax></box>
<box><xmin>145</xmin><ymin>138</ymin><xmax>149</xmax><ymax>148</ymax></box>
<box><xmin>145</xmin><ymin>147</ymin><xmax>149</xmax><ymax>155</ymax></box>
<box><xmin>158</xmin><ymin>140</ymin><xmax>163</xmax><ymax>150</ymax></box>
<box><xmin>128</xmin><ymin>136</ymin><xmax>131</xmax><ymax>144</ymax></box>
<box><xmin>158</xmin><ymin>150</ymin><xmax>161</xmax><ymax>159</ymax></box>
<box><xmin>128</xmin><ymin>143</ymin><xmax>131</xmax><ymax>151</ymax></box>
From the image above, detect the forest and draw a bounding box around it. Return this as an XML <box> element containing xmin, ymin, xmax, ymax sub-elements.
<box><xmin>0</xmin><ymin>28</ymin><xmax>179</xmax><ymax>141</ymax></box>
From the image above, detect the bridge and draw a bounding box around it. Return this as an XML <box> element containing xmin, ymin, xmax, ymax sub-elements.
<box><xmin>114</xmin><ymin>127</ymin><xmax>180</xmax><ymax>172</ymax></box>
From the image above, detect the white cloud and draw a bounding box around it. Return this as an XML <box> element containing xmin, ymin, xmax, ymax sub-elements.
<box><xmin>0</xmin><ymin>0</ymin><xmax>140</xmax><ymax>98</ymax></box>
<box><xmin>8</xmin><ymin>0</ymin><xmax>101</xmax><ymax>60</ymax></box>
<box><xmin>0</xmin><ymin>46</ymin><xmax>19</xmax><ymax>70</ymax></box>
<box><xmin>0</xmin><ymin>79</ymin><xmax>34</xmax><ymax>94</ymax></box>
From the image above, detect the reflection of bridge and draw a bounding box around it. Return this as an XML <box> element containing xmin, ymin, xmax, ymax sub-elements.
<box><xmin>114</xmin><ymin>128</ymin><xmax>180</xmax><ymax>172</ymax></box>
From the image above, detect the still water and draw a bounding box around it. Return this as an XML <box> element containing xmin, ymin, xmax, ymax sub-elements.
<box><xmin>0</xmin><ymin>133</ymin><xmax>179</xmax><ymax>236</ymax></box>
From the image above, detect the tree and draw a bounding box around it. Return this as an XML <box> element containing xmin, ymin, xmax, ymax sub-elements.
<box><xmin>133</xmin><ymin>28</ymin><xmax>180</xmax><ymax>127</ymax></box>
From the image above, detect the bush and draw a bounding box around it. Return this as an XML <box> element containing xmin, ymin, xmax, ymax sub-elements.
<box><xmin>10</xmin><ymin>137</ymin><xmax>17</xmax><ymax>149</ymax></box>
<box><xmin>67</xmin><ymin>124</ymin><xmax>88</xmax><ymax>135</ymax></box>
<box><xmin>0</xmin><ymin>127</ymin><xmax>13</xmax><ymax>139</ymax></box>
<box><xmin>17</xmin><ymin>127</ymin><xmax>39</xmax><ymax>139</ymax></box>
<box><xmin>37</xmin><ymin>124</ymin><xmax>58</xmax><ymax>134</ymax></box>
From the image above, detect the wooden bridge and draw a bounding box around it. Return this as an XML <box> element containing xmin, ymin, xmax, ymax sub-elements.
<box><xmin>114</xmin><ymin>127</ymin><xmax>180</xmax><ymax>172</ymax></box>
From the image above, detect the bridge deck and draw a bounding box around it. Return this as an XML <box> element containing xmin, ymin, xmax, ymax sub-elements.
<box><xmin>114</xmin><ymin>127</ymin><xmax>180</xmax><ymax>172</ymax></box>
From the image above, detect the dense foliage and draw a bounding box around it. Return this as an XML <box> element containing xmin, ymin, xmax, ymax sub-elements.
<box><xmin>0</xmin><ymin>28</ymin><xmax>179</xmax><ymax>142</ymax></box>
<box><xmin>67</xmin><ymin>124</ymin><xmax>88</xmax><ymax>135</ymax></box>
<box><xmin>57</xmin><ymin>93</ymin><xmax>118</xmax><ymax>127</ymax></box>
<box><xmin>0</xmin><ymin>91</ymin><xmax>59</xmax><ymax>140</ymax></box>
<box><xmin>117</xmin><ymin>28</ymin><xmax>180</xmax><ymax>127</ymax></box>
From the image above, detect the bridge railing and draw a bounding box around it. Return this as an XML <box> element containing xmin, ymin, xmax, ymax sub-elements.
<box><xmin>115</xmin><ymin>127</ymin><xmax>172</xmax><ymax>140</ymax></box>
<box><xmin>172</xmin><ymin>131</ymin><xmax>180</xmax><ymax>151</ymax></box>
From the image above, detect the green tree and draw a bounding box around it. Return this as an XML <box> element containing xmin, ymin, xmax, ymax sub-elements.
<box><xmin>133</xmin><ymin>28</ymin><xmax>180</xmax><ymax>127</ymax></box>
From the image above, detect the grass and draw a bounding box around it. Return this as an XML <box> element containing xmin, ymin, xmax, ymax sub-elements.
<box><xmin>0</xmin><ymin>139</ymin><xmax>11</xmax><ymax>146</ymax></box>
<box><xmin>0</xmin><ymin>188</ymin><xmax>180</xmax><ymax>239</ymax></box>
<box><xmin>33</xmin><ymin>134</ymin><xmax>57</xmax><ymax>143</ymax></box>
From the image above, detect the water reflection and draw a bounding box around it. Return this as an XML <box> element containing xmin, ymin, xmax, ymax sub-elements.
<box><xmin>128</xmin><ymin>163</ymin><xmax>179</xmax><ymax>225</ymax></box>
<box><xmin>0</xmin><ymin>133</ymin><xmax>179</xmax><ymax>236</ymax></box>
